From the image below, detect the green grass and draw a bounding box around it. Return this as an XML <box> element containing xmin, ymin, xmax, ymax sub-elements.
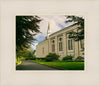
<box><xmin>16</xmin><ymin>60</ymin><xmax>21</xmax><ymax>65</ymax></box>
<box><xmin>32</xmin><ymin>60</ymin><xmax>84</xmax><ymax>70</ymax></box>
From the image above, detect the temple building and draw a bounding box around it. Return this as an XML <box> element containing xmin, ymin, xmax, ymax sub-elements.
<box><xmin>36</xmin><ymin>22</ymin><xmax>84</xmax><ymax>60</ymax></box>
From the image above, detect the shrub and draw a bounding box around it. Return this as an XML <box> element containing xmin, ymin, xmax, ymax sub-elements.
<box><xmin>45</xmin><ymin>53</ymin><xmax>60</xmax><ymax>62</ymax></box>
<box><xmin>36</xmin><ymin>58</ymin><xmax>45</xmax><ymax>61</ymax></box>
<box><xmin>75</xmin><ymin>56</ymin><xmax>84</xmax><ymax>62</ymax></box>
<box><xmin>62</xmin><ymin>55</ymin><xmax>73</xmax><ymax>61</ymax></box>
<box><xmin>25</xmin><ymin>55</ymin><xmax>36</xmax><ymax>60</ymax></box>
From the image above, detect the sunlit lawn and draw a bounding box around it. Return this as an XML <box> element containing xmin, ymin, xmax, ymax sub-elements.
<box><xmin>16</xmin><ymin>57</ymin><xmax>25</xmax><ymax>65</ymax></box>
<box><xmin>32</xmin><ymin>60</ymin><xmax>84</xmax><ymax>70</ymax></box>
<box><xmin>16</xmin><ymin>60</ymin><xmax>21</xmax><ymax>65</ymax></box>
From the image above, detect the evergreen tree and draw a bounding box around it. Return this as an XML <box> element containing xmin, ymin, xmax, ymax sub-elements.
<box><xmin>16</xmin><ymin>16</ymin><xmax>41</xmax><ymax>51</ymax></box>
<box><xmin>65</xmin><ymin>16</ymin><xmax>84</xmax><ymax>41</ymax></box>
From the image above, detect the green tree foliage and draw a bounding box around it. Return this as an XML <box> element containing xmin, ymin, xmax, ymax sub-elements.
<box><xmin>16</xmin><ymin>48</ymin><xmax>36</xmax><ymax>60</ymax></box>
<box><xmin>16</xmin><ymin>16</ymin><xmax>41</xmax><ymax>51</ymax></box>
<box><xmin>16</xmin><ymin>48</ymin><xmax>31</xmax><ymax>58</ymax></box>
<box><xmin>65</xmin><ymin>16</ymin><xmax>84</xmax><ymax>41</ymax></box>
<box><xmin>30</xmin><ymin>49</ymin><xmax>36</xmax><ymax>56</ymax></box>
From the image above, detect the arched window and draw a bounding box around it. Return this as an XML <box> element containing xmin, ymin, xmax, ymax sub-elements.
<box><xmin>52</xmin><ymin>40</ymin><xmax>55</xmax><ymax>43</ymax></box>
<box><xmin>59</xmin><ymin>38</ymin><xmax>63</xmax><ymax>51</ymax></box>
<box><xmin>52</xmin><ymin>44</ymin><xmax>55</xmax><ymax>52</ymax></box>
<box><xmin>52</xmin><ymin>40</ymin><xmax>55</xmax><ymax>52</ymax></box>
<box><xmin>59</xmin><ymin>38</ymin><xmax>62</xmax><ymax>41</ymax></box>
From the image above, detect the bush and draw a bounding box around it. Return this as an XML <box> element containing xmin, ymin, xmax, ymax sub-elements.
<box><xmin>45</xmin><ymin>53</ymin><xmax>60</xmax><ymax>62</ymax></box>
<box><xmin>36</xmin><ymin>58</ymin><xmax>45</xmax><ymax>61</ymax></box>
<box><xmin>25</xmin><ymin>55</ymin><xmax>36</xmax><ymax>60</ymax></box>
<box><xmin>62</xmin><ymin>55</ymin><xmax>73</xmax><ymax>61</ymax></box>
<box><xmin>75</xmin><ymin>56</ymin><xmax>84</xmax><ymax>62</ymax></box>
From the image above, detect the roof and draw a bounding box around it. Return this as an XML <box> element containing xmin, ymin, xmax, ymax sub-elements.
<box><xmin>37</xmin><ymin>23</ymin><xmax>77</xmax><ymax>44</ymax></box>
<box><xmin>49</xmin><ymin>23</ymin><xmax>77</xmax><ymax>36</ymax></box>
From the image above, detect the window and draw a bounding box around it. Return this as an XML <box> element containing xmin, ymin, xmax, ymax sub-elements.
<box><xmin>68</xmin><ymin>40</ymin><xmax>70</xmax><ymax>50</ymax></box>
<box><xmin>52</xmin><ymin>40</ymin><xmax>55</xmax><ymax>43</ymax></box>
<box><xmin>68</xmin><ymin>39</ymin><xmax>73</xmax><ymax>50</ymax></box>
<box><xmin>42</xmin><ymin>48</ymin><xmax>44</xmax><ymax>54</ymax></box>
<box><xmin>59</xmin><ymin>38</ymin><xmax>62</xmax><ymax>41</ymax></box>
<box><xmin>52</xmin><ymin>40</ymin><xmax>55</xmax><ymax>52</ymax></box>
<box><xmin>52</xmin><ymin>44</ymin><xmax>55</xmax><ymax>52</ymax></box>
<box><xmin>59</xmin><ymin>38</ymin><xmax>63</xmax><ymax>51</ymax></box>
<box><xmin>59</xmin><ymin>42</ymin><xmax>63</xmax><ymax>51</ymax></box>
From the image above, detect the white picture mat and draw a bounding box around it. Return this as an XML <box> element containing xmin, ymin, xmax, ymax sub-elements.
<box><xmin>0</xmin><ymin>0</ymin><xmax>100</xmax><ymax>86</ymax></box>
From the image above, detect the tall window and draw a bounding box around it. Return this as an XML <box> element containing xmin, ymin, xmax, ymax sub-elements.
<box><xmin>52</xmin><ymin>44</ymin><xmax>55</xmax><ymax>52</ymax></box>
<box><xmin>52</xmin><ymin>40</ymin><xmax>55</xmax><ymax>52</ymax></box>
<box><xmin>42</xmin><ymin>48</ymin><xmax>44</xmax><ymax>54</ymax></box>
<box><xmin>59</xmin><ymin>38</ymin><xmax>63</xmax><ymax>51</ymax></box>
<box><xmin>68</xmin><ymin>39</ymin><xmax>73</xmax><ymax>50</ymax></box>
<box><xmin>59</xmin><ymin>42</ymin><xmax>63</xmax><ymax>51</ymax></box>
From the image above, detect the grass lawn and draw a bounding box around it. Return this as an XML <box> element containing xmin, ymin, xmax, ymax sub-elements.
<box><xmin>32</xmin><ymin>60</ymin><xmax>84</xmax><ymax>70</ymax></box>
<box><xmin>16</xmin><ymin>60</ymin><xmax>21</xmax><ymax>65</ymax></box>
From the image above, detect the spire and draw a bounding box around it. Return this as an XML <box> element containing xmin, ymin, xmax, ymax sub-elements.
<box><xmin>48</xmin><ymin>21</ymin><xmax>50</xmax><ymax>31</ymax></box>
<box><xmin>47</xmin><ymin>21</ymin><xmax>50</xmax><ymax>39</ymax></box>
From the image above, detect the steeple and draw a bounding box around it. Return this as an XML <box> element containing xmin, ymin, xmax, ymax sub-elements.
<box><xmin>47</xmin><ymin>21</ymin><xmax>50</xmax><ymax>39</ymax></box>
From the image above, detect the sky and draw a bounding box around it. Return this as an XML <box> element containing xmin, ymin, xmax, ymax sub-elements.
<box><xmin>31</xmin><ymin>15</ymin><xmax>74</xmax><ymax>50</ymax></box>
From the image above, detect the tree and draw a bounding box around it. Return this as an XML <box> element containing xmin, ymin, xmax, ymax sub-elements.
<box><xmin>16</xmin><ymin>48</ymin><xmax>30</xmax><ymax>58</ymax></box>
<box><xmin>65</xmin><ymin>16</ymin><xmax>84</xmax><ymax>41</ymax></box>
<box><xmin>16</xmin><ymin>16</ymin><xmax>41</xmax><ymax>51</ymax></box>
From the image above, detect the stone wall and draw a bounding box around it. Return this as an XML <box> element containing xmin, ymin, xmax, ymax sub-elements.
<box><xmin>36</xmin><ymin>40</ymin><xmax>49</xmax><ymax>58</ymax></box>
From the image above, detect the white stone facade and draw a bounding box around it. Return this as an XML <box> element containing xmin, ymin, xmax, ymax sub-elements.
<box><xmin>36</xmin><ymin>24</ymin><xmax>84</xmax><ymax>59</ymax></box>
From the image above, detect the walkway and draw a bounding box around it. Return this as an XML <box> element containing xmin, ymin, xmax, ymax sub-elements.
<box><xmin>16</xmin><ymin>60</ymin><xmax>57</xmax><ymax>70</ymax></box>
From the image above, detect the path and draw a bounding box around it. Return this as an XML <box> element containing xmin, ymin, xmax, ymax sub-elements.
<box><xmin>16</xmin><ymin>60</ymin><xmax>57</xmax><ymax>70</ymax></box>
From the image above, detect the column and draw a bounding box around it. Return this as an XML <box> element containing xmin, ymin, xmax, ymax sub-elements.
<box><xmin>63</xmin><ymin>33</ymin><xmax>67</xmax><ymax>56</ymax></box>
<box><xmin>55</xmin><ymin>36</ymin><xmax>58</xmax><ymax>54</ymax></box>
<box><xmin>48</xmin><ymin>38</ymin><xmax>51</xmax><ymax>53</ymax></box>
<box><xmin>74</xmin><ymin>41</ymin><xmax>79</xmax><ymax>59</ymax></box>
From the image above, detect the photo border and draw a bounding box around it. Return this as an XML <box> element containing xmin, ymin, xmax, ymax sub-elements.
<box><xmin>0</xmin><ymin>0</ymin><xmax>100</xmax><ymax>86</ymax></box>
